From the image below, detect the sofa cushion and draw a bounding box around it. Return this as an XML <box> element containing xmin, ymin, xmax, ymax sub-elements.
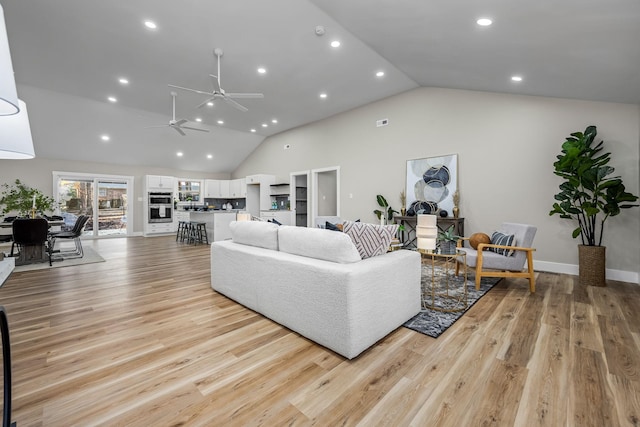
<box><xmin>230</xmin><ymin>220</ymin><xmax>279</xmax><ymax>251</ymax></box>
<box><xmin>278</xmin><ymin>226</ymin><xmax>361</xmax><ymax>263</ymax></box>
<box><xmin>343</xmin><ymin>221</ymin><xmax>398</xmax><ymax>259</ymax></box>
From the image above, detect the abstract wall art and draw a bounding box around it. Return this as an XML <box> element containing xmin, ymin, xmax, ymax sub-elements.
<box><xmin>405</xmin><ymin>154</ymin><xmax>458</xmax><ymax>216</ymax></box>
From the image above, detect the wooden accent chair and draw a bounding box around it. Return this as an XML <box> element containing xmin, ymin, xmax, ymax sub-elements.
<box><xmin>456</xmin><ymin>223</ymin><xmax>537</xmax><ymax>293</ymax></box>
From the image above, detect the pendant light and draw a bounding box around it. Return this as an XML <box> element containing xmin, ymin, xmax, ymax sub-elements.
<box><xmin>0</xmin><ymin>99</ymin><xmax>35</xmax><ymax>159</ymax></box>
<box><xmin>0</xmin><ymin>4</ymin><xmax>19</xmax><ymax>116</ymax></box>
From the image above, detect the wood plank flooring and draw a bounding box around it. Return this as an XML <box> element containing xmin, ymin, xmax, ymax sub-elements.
<box><xmin>0</xmin><ymin>236</ymin><xmax>639</xmax><ymax>426</ymax></box>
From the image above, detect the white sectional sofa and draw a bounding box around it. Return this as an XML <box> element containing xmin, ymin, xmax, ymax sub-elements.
<box><xmin>210</xmin><ymin>220</ymin><xmax>421</xmax><ymax>359</ymax></box>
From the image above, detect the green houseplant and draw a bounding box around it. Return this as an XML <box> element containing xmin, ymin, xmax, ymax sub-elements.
<box><xmin>437</xmin><ymin>225</ymin><xmax>460</xmax><ymax>254</ymax></box>
<box><xmin>0</xmin><ymin>179</ymin><xmax>56</xmax><ymax>217</ymax></box>
<box><xmin>373</xmin><ymin>194</ymin><xmax>398</xmax><ymax>225</ymax></box>
<box><xmin>549</xmin><ymin>125</ymin><xmax>639</xmax><ymax>286</ymax></box>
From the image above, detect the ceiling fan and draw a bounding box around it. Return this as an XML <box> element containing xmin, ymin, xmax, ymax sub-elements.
<box><xmin>169</xmin><ymin>48</ymin><xmax>264</xmax><ymax>112</ymax></box>
<box><xmin>146</xmin><ymin>92</ymin><xmax>209</xmax><ymax>136</ymax></box>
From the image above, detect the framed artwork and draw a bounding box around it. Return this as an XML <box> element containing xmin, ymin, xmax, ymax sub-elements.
<box><xmin>405</xmin><ymin>154</ymin><xmax>458</xmax><ymax>216</ymax></box>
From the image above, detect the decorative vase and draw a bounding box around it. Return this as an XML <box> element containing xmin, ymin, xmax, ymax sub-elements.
<box><xmin>578</xmin><ymin>245</ymin><xmax>606</xmax><ymax>287</ymax></box>
<box><xmin>452</xmin><ymin>206</ymin><xmax>459</xmax><ymax>218</ymax></box>
<box><xmin>400</xmin><ymin>208</ymin><xmax>406</xmax><ymax>216</ymax></box>
<box><xmin>439</xmin><ymin>240</ymin><xmax>457</xmax><ymax>255</ymax></box>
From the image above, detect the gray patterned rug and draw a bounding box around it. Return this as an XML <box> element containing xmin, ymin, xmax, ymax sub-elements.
<box><xmin>403</xmin><ymin>265</ymin><xmax>501</xmax><ymax>338</ymax></box>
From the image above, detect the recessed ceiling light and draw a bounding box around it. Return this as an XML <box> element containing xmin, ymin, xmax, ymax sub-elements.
<box><xmin>176</xmin><ymin>152</ymin><xmax>183</xmax><ymax>157</ymax></box>
<box><xmin>195</xmin><ymin>117</ymin><xmax>202</xmax><ymax>122</ymax></box>
<box><xmin>250</xmin><ymin>128</ymin><xmax>256</xmax><ymax>133</ymax></box>
<box><xmin>376</xmin><ymin>71</ymin><xmax>385</xmax><ymax>77</ymax></box>
<box><xmin>100</xmin><ymin>135</ymin><xmax>110</xmax><ymax>141</ymax></box>
<box><xmin>477</xmin><ymin>18</ymin><xmax>492</xmax><ymax>26</ymax></box>
<box><xmin>107</xmin><ymin>96</ymin><xmax>117</xmax><ymax>103</ymax></box>
<box><xmin>330</xmin><ymin>40</ymin><xmax>341</xmax><ymax>48</ymax></box>
<box><xmin>261</xmin><ymin>123</ymin><xmax>268</xmax><ymax>128</ymax></box>
<box><xmin>319</xmin><ymin>93</ymin><xmax>327</xmax><ymax>99</ymax></box>
<box><xmin>118</xmin><ymin>78</ymin><xmax>129</xmax><ymax>85</ymax></box>
<box><xmin>207</xmin><ymin>154</ymin><xmax>213</xmax><ymax>159</ymax></box>
<box><xmin>257</xmin><ymin>67</ymin><xmax>267</xmax><ymax>74</ymax></box>
<box><xmin>207</xmin><ymin>102</ymin><xmax>214</xmax><ymax>107</ymax></box>
<box><xmin>271</xmin><ymin>119</ymin><xmax>278</xmax><ymax>124</ymax></box>
<box><xmin>144</xmin><ymin>20</ymin><xmax>157</xmax><ymax>30</ymax></box>
<box><xmin>511</xmin><ymin>75</ymin><xmax>523</xmax><ymax>82</ymax></box>
<box><xmin>217</xmin><ymin>120</ymin><xmax>224</xmax><ymax>125</ymax></box>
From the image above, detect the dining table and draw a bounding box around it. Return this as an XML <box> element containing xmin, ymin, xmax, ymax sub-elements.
<box><xmin>0</xmin><ymin>219</ymin><xmax>65</xmax><ymax>265</ymax></box>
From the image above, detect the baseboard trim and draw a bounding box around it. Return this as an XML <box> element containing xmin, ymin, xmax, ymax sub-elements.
<box><xmin>535</xmin><ymin>260</ymin><xmax>639</xmax><ymax>284</ymax></box>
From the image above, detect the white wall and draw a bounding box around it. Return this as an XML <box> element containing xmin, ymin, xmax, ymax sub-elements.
<box><xmin>234</xmin><ymin>87</ymin><xmax>640</xmax><ymax>281</ymax></box>
<box><xmin>0</xmin><ymin>157</ymin><xmax>229</xmax><ymax>233</ymax></box>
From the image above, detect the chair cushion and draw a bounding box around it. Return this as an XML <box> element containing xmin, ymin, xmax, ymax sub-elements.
<box><xmin>489</xmin><ymin>231</ymin><xmax>516</xmax><ymax>256</ymax></box>
<box><xmin>343</xmin><ymin>221</ymin><xmax>398</xmax><ymax>259</ymax></box>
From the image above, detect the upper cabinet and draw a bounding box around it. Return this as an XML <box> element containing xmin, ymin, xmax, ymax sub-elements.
<box><xmin>229</xmin><ymin>178</ymin><xmax>246</xmax><ymax>198</ymax></box>
<box><xmin>146</xmin><ymin>175</ymin><xmax>175</xmax><ymax>191</ymax></box>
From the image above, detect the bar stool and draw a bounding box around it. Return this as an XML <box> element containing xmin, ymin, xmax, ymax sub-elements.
<box><xmin>191</xmin><ymin>222</ymin><xmax>209</xmax><ymax>245</ymax></box>
<box><xmin>176</xmin><ymin>221</ymin><xmax>188</xmax><ymax>242</ymax></box>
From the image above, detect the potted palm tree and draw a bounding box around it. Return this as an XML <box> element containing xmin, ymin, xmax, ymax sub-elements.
<box><xmin>550</xmin><ymin>125</ymin><xmax>638</xmax><ymax>286</ymax></box>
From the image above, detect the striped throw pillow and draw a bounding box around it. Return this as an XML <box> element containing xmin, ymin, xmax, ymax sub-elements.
<box><xmin>343</xmin><ymin>221</ymin><xmax>398</xmax><ymax>259</ymax></box>
<box><xmin>489</xmin><ymin>231</ymin><xmax>516</xmax><ymax>256</ymax></box>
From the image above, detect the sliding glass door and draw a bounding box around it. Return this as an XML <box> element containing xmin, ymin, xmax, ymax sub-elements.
<box><xmin>54</xmin><ymin>172</ymin><xmax>133</xmax><ymax>238</ymax></box>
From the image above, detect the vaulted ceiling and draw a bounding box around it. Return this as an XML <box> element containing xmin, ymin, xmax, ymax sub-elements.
<box><xmin>3</xmin><ymin>0</ymin><xmax>639</xmax><ymax>172</ymax></box>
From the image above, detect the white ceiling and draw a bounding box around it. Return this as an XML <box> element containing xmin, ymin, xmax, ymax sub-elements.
<box><xmin>3</xmin><ymin>0</ymin><xmax>639</xmax><ymax>173</ymax></box>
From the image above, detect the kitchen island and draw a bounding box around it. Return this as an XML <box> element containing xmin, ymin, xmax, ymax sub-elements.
<box><xmin>177</xmin><ymin>210</ymin><xmax>237</xmax><ymax>242</ymax></box>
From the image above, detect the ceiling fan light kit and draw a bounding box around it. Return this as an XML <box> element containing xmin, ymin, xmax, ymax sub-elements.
<box><xmin>169</xmin><ymin>48</ymin><xmax>264</xmax><ymax>113</ymax></box>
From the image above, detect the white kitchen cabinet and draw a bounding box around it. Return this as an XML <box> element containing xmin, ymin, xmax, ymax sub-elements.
<box><xmin>260</xmin><ymin>210</ymin><xmax>292</xmax><ymax>225</ymax></box>
<box><xmin>219</xmin><ymin>180</ymin><xmax>230</xmax><ymax>198</ymax></box>
<box><xmin>204</xmin><ymin>180</ymin><xmax>220</xmax><ymax>198</ymax></box>
<box><xmin>146</xmin><ymin>175</ymin><xmax>175</xmax><ymax>191</ymax></box>
<box><xmin>229</xmin><ymin>178</ymin><xmax>246</xmax><ymax>198</ymax></box>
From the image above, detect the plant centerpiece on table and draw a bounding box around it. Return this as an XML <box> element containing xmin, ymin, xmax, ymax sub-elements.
<box><xmin>373</xmin><ymin>194</ymin><xmax>398</xmax><ymax>225</ymax></box>
<box><xmin>0</xmin><ymin>179</ymin><xmax>56</xmax><ymax>217</ymax></box>
<box><xmin>549</xmin><ymin>125</ymin><xmax>639</xmax><ymax>287</ymax></box>
<box><xmin>437</xmin><ymin>225</ymin><xmax>460</xmax><ymax>254</ymax></box>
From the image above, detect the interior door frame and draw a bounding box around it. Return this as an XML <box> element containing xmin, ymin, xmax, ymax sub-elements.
<box><xmin>290</xmin><ymin>170</ymin><xmax>310</xmax><ymax>227</ymax></box>
<box><xmin>311</xmin><ymin>166</ymin><xmax>340</xmax><ymax>227</ymax></box>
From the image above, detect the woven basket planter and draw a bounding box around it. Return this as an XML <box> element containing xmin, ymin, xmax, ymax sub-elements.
<box><xmin>578</xmin><ymin>245</ymin><xmax>606</xmax><ymax>287</ymax></box>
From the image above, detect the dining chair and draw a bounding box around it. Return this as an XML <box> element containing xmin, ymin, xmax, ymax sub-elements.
<box><xmin>11</xmin><ymin>218</ymin><xmax>52</xmax><ymax>266</ymax></box>
<box><xmin>49</xmin><ymin>214</ymin><xmax>89</xmax><ymax>258</ymax></box>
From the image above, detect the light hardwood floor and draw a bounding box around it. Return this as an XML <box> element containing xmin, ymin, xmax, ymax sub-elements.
<box><xmin>0</xmin><ymin>236</ymin><xmax>639</xmax><ymax>426</ymax></box>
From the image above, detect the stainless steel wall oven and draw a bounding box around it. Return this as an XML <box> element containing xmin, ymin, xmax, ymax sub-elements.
<box><xmin>148</xmin><ymin>192</ymin><xmax>173</xmax><ymax>223</ymax></box>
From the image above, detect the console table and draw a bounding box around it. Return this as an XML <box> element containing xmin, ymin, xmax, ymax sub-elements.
<box><xmin>395</xmin><ymin>216</ymin><xmax>465</xmax><ymax>249</ymax></box>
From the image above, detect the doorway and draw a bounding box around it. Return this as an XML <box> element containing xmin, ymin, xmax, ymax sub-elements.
<box><xmin>311</xmin><ymin>166</ymin><xmax>340</xmax><ymax>227</ymax></box>
<box><xmin>290</xmin><ymin>171</ymin><xmax>310</xmax><ymax>227</ymax></box>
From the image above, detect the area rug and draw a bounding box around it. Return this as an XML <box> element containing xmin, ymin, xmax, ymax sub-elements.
<box><xmin>403</xmin><ymin>265</ymin><xmax>501</xmax><ymax>338</ymax></box>
<box><xmin>11</xmin><ymin>247</ymin><xmax>105</xmax><ymax>272</ymax></box>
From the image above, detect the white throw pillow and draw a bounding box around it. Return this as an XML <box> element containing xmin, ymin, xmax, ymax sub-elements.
<box><xmin>343</xmin><ymin>221</ymin><xmax>398</xmax><ymax>259</ymax></box>
<box><xmin>230</xmin><ymin>220</ymin><xmax>279</xmax><ymax>251</ymax></box>
<box><xmin>278</xmin><ymin>226</ymin><xmax>361</xmax><ymax>263</ymax></box>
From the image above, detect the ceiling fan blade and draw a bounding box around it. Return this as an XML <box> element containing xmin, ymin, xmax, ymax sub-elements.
<box><xmin>196</xmin><ymin>96</ymin><xmax>216</xmax><ymax>109</ymax></box>
<box><xmin>168</xmin><ymin>84</ymin><xmax>213</xmax><ymax>96</ymax></box>
<box><xmin>223</xmin><ymin>96</ymin><xmax>249</xmax><ymax>112</ymax></box>
<box><xmin>145</xmin><ymin>124</ymin><xmax>169</xmax><ymax>129</ymax></box>
<box><xmin>171</xmin><ymin>125</ymin><xmax>186</xmax><ymax>136</ymax></box>
<box><xmin>181</xmin><ymin>126</ymin><xmax>210</xmax><ymax>133</ymax></box>
<box><xmin>174</xmin><ymin>119</ymin><xmax>188</xmax><ymax>126</ymax></box>
<box><xmin>225</xmin><ymin>92</ymin><xmax>264</xmax><ymax>99</ymax></box>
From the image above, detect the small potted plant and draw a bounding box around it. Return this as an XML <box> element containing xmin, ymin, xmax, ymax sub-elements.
<box><xmin>437</xmin><ymin>225</ymin><xmax>460</xmax><ymax>254</ymax></box>
<box><xmin>373</xmin><ymin>194</ymin><xmax>398</xmax><ymax>226</ymax></box>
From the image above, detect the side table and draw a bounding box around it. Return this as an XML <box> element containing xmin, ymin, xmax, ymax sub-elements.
<box><xmin>418</xmin><ymin>249</ymin><xmax>468</xmax><ymax>312</ymax></box>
